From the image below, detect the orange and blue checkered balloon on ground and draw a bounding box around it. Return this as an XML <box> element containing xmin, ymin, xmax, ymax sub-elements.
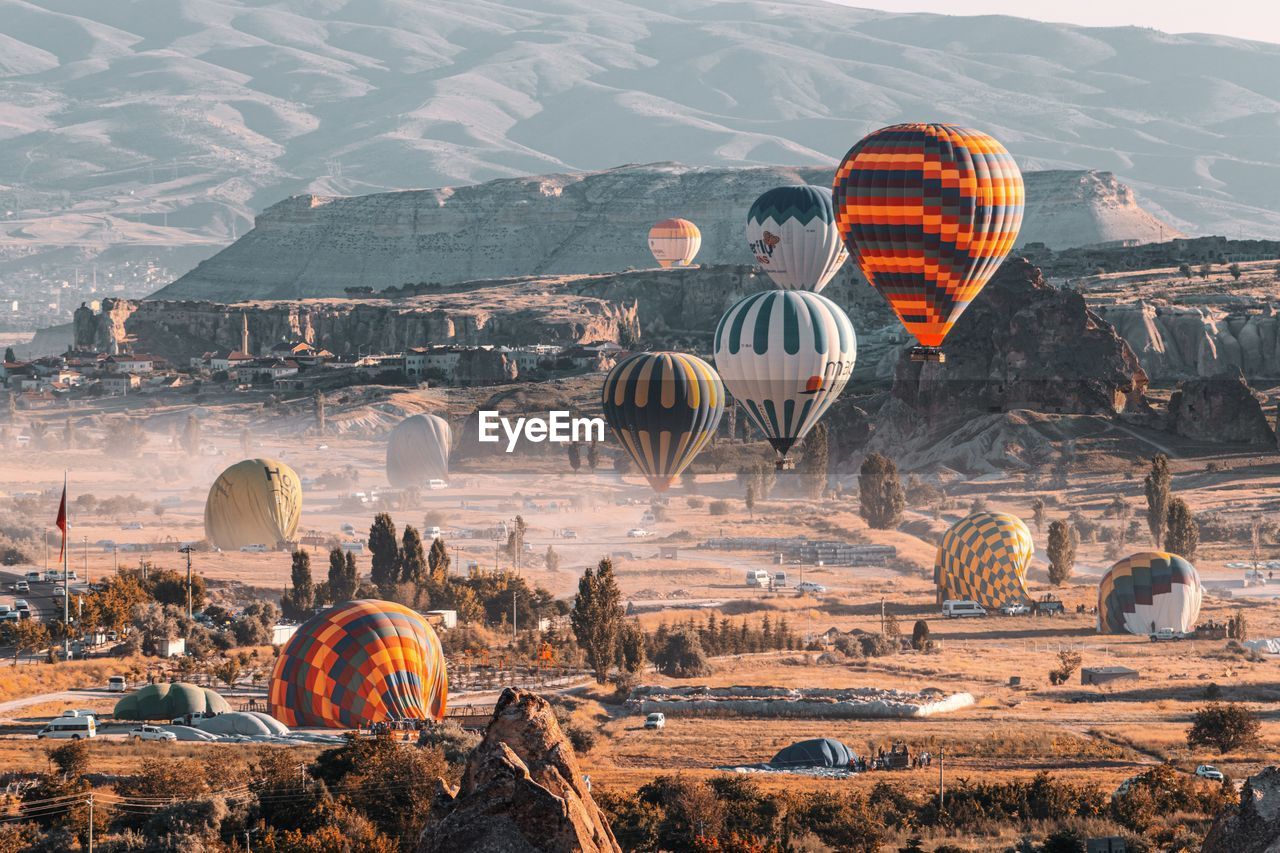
<box><xmin>269</xmin><ymin>600</ymin><xmax>447</xmax><ymax>728</ymax></box>
<box><xmin>934</xmin><ymin>512</ymin><xmax>1034</xmax><ymax>609</ymax></box>
<box><xmin>832</xmin><ymin>124</ymin><xmax>1024</xmax><ymax>358</ymax></box>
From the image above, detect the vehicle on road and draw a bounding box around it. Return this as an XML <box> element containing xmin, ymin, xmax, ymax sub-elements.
<box><xmin>428</xmin><ymin>479</ymin><xmax>448</xmax><ymax>490</ymax></box>
<box><xmin>37</xmin><ymin>716</ymin><xmax>96</xmax><ymax>740</ymax></box>
<box><xmin>795</xmin><ymin>581</ymin><xmax>827</xmax><ymax>594</ymax></box>
<box><xmin>942</xmin><ymin>600</ymin><xmax>988</xmax><ymax>618</ymax></box>
<box><xmin>15</xmin><ymin>581</ymin><xmax>29</xmax><ymax>594</ymax></box>
<box><xmin>772</xmin><ymin>571</ymin><xmax>788</xmax><ymax>588</ymax></box>
<box><xmin>0</xmin><ymin>604</ymin><xmax>9</xmax><ymax>616</ymax></box>
<box><xmin>52</xmin><ymin>587</ymin><xmax>65</xmax><ymax>597</ymax></box>
<box><xmin>561</xmin><ymin>529</ymin><xmax>578</xmax><ymax>539</ymax></box>
<box><xmin>130</xmin><ymin>725</ymin><xmax>177</xmax><ymax>743</ymax></box>
<box><xmin>1195</xmin><ymin>764</ymin><xmax>1225</xmax><ymax>782</ymax></box>
<box><xmin>1150</xmin><ymin>628</ymin><xmax>1186</xmax><ymax>641</ymax></box>
<box><xmin>644</xmin><ymin>713</ymin><xmax>666</xmax><ymax>730</ymax></box>
<box><xmin>1034</xmin><ymin>595</ymin><xmax>1065</xmax><ymax>616</ymax></box>
<box><xmin>1</xmin><ymin>612</ymin><xmax>18</xmax><ymax>623</ymax></box>
<box><xmin>14</xmin><ymin>599</ymin><xmax>30</xmax><ymax>612</ymax></box>
<box><xmin>107</xmin><ymin>676</ymin><xmax>127</xmax><ymax>693</ymax></box>
<box><xmin>240</xmin><ymin>544</ymin><xmax>268</xmax><ymax>553</ymax></box>
<box><xmin>746</xmin><ymin>570</ymin><xmax>771</xmax><ymax>588</ymax></box>
<box><xmin>24</xmin><ymin>572</ymin><xmax>40</xmax><ymax>583</ymax></box>
<box><xmin>121</xmin><ymin>521</ymin><xmax>144</xmax><ymax>530</ymax></box>
<box><xmin>999</xmin><ymin>602</ymin><xmax>1032</xmax><ymax>616</ymax></box>
<box><xmin>627</xmin><ymin>528</ymin><xmax>649</xmax><ymax>538</ymax></box>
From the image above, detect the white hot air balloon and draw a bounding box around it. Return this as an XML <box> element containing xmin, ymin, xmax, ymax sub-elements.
<box><xmin>714</xmin><ymin>290</ymin><xmax>856</xmax><ymax>466</ymax></box>
<box><xmin>746</xmin><ymin>185</ymin><xmax>847</xmax><ymax>292</ymax></box>
<box><xmin>648</xmin><ymin>218</ymin><xmax>701</xmax><ymax>268</ymax></box>
<box><xmin>386</xmin><ymin>414</ymin><xmax>452</xmax><ymax>487</ymax></box>
<box><xmin>1098</xmin><ymin>552</ymin><xmax>1203</xmax><ymax>636</ymax></box>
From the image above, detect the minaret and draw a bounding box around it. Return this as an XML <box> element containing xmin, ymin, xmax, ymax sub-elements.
<box><xmin>241</xmin><ymin>312</ymin><xmax>250</xmax><ymax>355</ymax></box>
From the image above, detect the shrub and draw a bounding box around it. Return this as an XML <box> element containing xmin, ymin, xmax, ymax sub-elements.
<box><xmin>654</xmin><ymin>628</ymin><xmax>712</xmax><ymax>677</ymax></box>
<box><xmin>1187</xmin><ymin>702</ymin><xmax>1261</xmax><ymax>753</ymax></box>
<box><xmin>708</xmin><ymin>500</ymin><xmax>731</xmax><ymax>516</ymax></box>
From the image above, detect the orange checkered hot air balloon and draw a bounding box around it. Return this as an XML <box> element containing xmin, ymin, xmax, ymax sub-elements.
<box><xmin>648</xmin><ymin>218</ymin><xmax>701</xmax><ymax>267</ymax></box>
<box><xmin>269</xmin><ymin>600</ymin><xmax>447</xmax><ymax>728</ymax></box>
<box><xmin>832</xmin><ymin>124</ymin><xmax>1024</xmax><ymax>363</ymax></box>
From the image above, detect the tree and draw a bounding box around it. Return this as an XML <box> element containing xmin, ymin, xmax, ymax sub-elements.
<box><xmin>613</xmin><ymin>452</ymin><xmax>632</xmax><ymax>477</ymax></box>
<box><xmin>1143</xmin><ymin>454</ymin><xmax>1172</xmax><ymax>548</ymax></box>
<box><xmin>213</xmin><ymin>657</ymin><xmax>242</xmax><ymax>690</ymax></box>
<box><xmin>102</xmin><ymin>416</ymin><xmax>147</xmax><ymax>457</ymax></box>
<box><xmin>62</xmin><ymin>417</ymin><xmax>76</xmax><ymax>450</ymax></box>
<box><xmin>400</xmin><ymin>526</ymin><xmax>427</xmax><ymax>585</ymax></box>
<box><xmin>427</xmin><ymin>536</ymin><xmax>450</xmax><ymax>589</ymax></box>
<box><xmin>1041</xmin><ymin>827</ymin><xmax>1086</xmax><ymax>853</ymax></box>
<box><xmin>314</xmin><ymin>391</ymin><xmax>326</xmax><ymax>434</ymax></box>
<box><xmin>654</xmin><ymin>628</ymin><xmax>712</xmax><ymax>677</ymax></box>
<box><xmin>1198</xmin><ymin>263</ymin><xmax>1213</xmax><ymax>279</ymax></box>
<box><xmin>616</xmin><ymin>620</ymin><xmax>647</xmax><ymax>679</ymax></box>
<box><xmin>50</xmin><ymin>740</ymin><xmax>91</xmax><ymax>780</ymax></box>
<box><xmin>571</xmin><ymin>558</ymin><xmax>625</xmax><ymax>683</ymax></box>
<box><xmin>544</xmin><ymin>545</ymin><xmax>561</xmax><ymax>572</ymax></box>
<box><xmin>368</xmin><ymin>513</ymin><xmax>400</xmax><ymax>593</ymax></box>
<box><xmin>798</xmin><ymin>423</ymin><xmax>829</xmax><ymax>500</ymax></box>
<box><xmin>1047</xmin><ymin>520</ymin><xmax>1075</xmax><ymax>586</ymax></box>
<box><xmin>1228</xmin><ymin>262</ymin><xmax>1242</xmax><ymax>281</ymax></box>
<box><xmin>1030</xmin><ymin>497</ymin><xmax>1046</xmax><ymax>534</ymax></box>
<box><xmin>744</xmin><ymin>484</ymin><xmax>756</xmax><ymax>518</ymax></box>
<box><xmin>1178</xmin><ymin>262</ymin><xmax>1191</xmax><ymax>279</ymax></box>
<box><xmin>1188</xmin><ymin>702</ymin><xmax>1261</xmax><ymax>753</ymax></box>
<box><xmin>2</xmin><ymin>346</ymin><xmax>13</xmax><ymax>363</ymax></box>
<box><xmin>239</xmin><ymin>427</ymin><xmax>252</xmax><ymax>457</ymax></box>
<box><xmin>567</xmin><ymin>442</ymin><xmax>581</xmax><ymax>472</ymax></box>
<box><xmin>282</xmin><ymin>550</ymin><xmax>315</xmax><ymax>619</ymax></box>
<box><xmin>328</xmin><ymin>547</ymin><xmax>358</xmax><ymax>602</ymax></box>
<box><xmin>11</xmin><ymin>619</ymin><xmax>49</xmax><ymax>666</ymax></box>
<box><xmin>586</xmin><ymin>442</ymin><xmax>599</xmax><ymax>471</ymax></box>
<box><xmin>859</xmin><ymin>453</ymin><xmax>905</xmax><ymax>529</ymax></box>
<box><xmin>181</xmin><ymin>413</ymin><xmax>200</xmax><ymax>455</ymax></box>
<box><xmin>505</xmin><ymin>515</ymin><xmax>527</xmax><ymax>567</ymax></box>
<box><xmin>1164</xmin><ymin>497</ymin><xmax>1199</xmax><ymax>560</ymax></box>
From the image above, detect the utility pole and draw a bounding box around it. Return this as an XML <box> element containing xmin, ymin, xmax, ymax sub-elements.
<box><xmin>938</xmin><ymin>748</ymin><xmax>945</xmax><ymax>814</ymax></box>
<box><xmin>83</xmin><ymin>536</ymin><xmax>88</xmax><ymax>584</ymax></box>
<box><xmin>63</xmin><ymin>473</ymin><xmax>70</xmax><ymax>662</ymax></box>
<box><xmin>880</xmin><ymin>597</ymin><xmax>885</xmax><ymax>635</ymax></box>
<box><xmin>86</xmin><ymin>793</ymin><xmax>93</xmax><ymax>852</ymax></box>
<box><xmin>512</xmin><ymin>587</ymin><xmax>517</xmax><ymax>643</ymax></box>
<box><xmin>179</xmin><ymin>545</ymin><xmax>193</xmax><ymax>617</ymax></box>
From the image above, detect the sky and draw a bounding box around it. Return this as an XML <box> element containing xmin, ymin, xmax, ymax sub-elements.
<box><xmin>829</xmin><ymin>1</ymin><xmax>1280</xmax><ymax>45</ymax></box>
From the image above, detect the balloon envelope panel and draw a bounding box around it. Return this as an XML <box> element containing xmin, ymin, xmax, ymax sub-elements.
<box><xmin>269</xmin><ymin>600</ymin><xmax>448</xmax><ymax>728</ymax></box>
<box><xmin>602</xmin><ymin>352</ymin><xmax>725</xmax><ymax>492</ymax></box>
<box><xmin>746</xmin><ymin>185</ymin><xmax>847</xmax><ymax>292</ymax></box>
<box><xmin>832</xmin><ymin>123</ymin><xmax>1024</xmax><ymax>348</ymax></box>
<box><xmin>934</xmin><ymin>512</ymin><xmax>1034</xmax><ymax>608</ymax></box>
<box><xmin>713</xmin><ymin>290</ymin><xmax>855</xmax><ymax>457</ymax></box>
<box><xmin>648</xmin><ymin>218</ymin><xmax>701</xmax><ymax>267</ymax></box>
<box><xmin>1098</xmin><ymin>552</ymin><xmax>1203</xmax><ymax>635</ymax></box>
<box><xmin>386</xmin><ymin>414</ymin><xmax>451</xmax><ymax>487</ymax></box>
<box><xmin>204</xmin><ymin>458</ymin><xmax>302</xmax><ymax>550</ymax></box>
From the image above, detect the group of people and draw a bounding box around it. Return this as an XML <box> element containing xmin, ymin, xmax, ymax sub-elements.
<box><xmin>848</xmin><ymin>744</ymin><xmax>935</xmax><ymax>773</ymax></box>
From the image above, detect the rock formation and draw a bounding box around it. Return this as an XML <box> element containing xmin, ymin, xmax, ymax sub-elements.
<box><xmin>1167</xmin><ymin>374</ymin><xmax>1276</xmax><ymax>445</ymax></box>
<box><xmin>151</xmin><ymin>164</ymin><xmax>1178</xmax><ymax>302</ymax></box>
<box><xmin>418</xmin><ymin>688</ymin><xmax>620</xmax><ymax>853</ymax></box>
<box><xmin>1202</xmin><ymin>766</ymin><xmax>1280</xmax><ymax>853</ymax></box>
<box><xmin>1097</xmin><ymin>301</ymin><xmax>1280</xmax><ymax>381</ymax></box>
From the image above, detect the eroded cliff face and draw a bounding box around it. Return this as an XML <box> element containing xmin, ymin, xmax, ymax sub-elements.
<box><xmin>1097</xmin><ymin>301</ymin><xmax>1280</xmax><ymax>380</ymax></box>
<box><xmin>149</xmin><ymin>164</ymin><xmax>1178</xmax><ymax>302</ymax></box>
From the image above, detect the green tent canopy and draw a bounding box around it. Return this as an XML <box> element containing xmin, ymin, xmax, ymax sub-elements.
<box><xmin>112</xmin><ymin>682</ymin><xmax>231</xmax><ymax>721</ymax></box>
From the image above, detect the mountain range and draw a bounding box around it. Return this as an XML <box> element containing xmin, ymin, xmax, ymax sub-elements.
<box><xmin>2</xmin><ymin>0</ymin><xmax>1279</xmax><ymax>293</ymax></box>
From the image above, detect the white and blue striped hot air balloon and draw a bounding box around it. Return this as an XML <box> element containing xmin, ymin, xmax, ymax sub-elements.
<box><xmin>746</xmin><ymin>186</ymin><xmax>847</xmax><ymax>292</ymax></box>
<box><xmin>714</xmin><ymin>290</ymin><xmax>856</xmax><ymax>464</ymax></box>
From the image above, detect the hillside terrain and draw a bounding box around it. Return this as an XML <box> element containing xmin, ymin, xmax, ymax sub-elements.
<box><xmin>3</xmin><ymin>0</ymin><xmax>1279</xmax><ymax>297</ymax></box>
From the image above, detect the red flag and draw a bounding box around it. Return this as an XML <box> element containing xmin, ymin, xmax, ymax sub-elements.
<box><xmin>56</xmin><ymin>485</ymin><xmax>67</xmax><ymax>562</ymax></box>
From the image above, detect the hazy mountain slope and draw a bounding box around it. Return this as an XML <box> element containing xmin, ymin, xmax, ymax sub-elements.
<box><xmin>152</xmin><ymin>163</ymin><xmax>1178</xmax><ymax>300</ymax></box>
<box><xmin>2</xmin><ymin>0</ymin><xmax>1279</xmax><ymax>287</ymax></box>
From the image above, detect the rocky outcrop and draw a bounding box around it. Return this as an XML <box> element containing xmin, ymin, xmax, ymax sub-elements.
<box><xmin>151</xmin><ymin>164</ymin><xmax>1178</xmax><ymax>302</ymax></box>
<box><xmin>418</xmin><ymin>688</ymin><xmax>620</xmax><ymax>853</ymax></box>
<box><xmin>889</xmin><ymin>258</ymin><xmax>1148</xmax><ymax>422</ymax></box>
<box><xmin>1167</xmin><ymin>374</ymin><xmax>1276</xmax><ymax>445</ymax></box>
<box><xmin>1202</xmin><ymin>766</ymin><xmax>1280</xmax><ymax>853</ymax></box>
<box><xmin>1097</xmin><ymin>301</ymin><xmax>1280</xmax><ymax>381</ymax></box>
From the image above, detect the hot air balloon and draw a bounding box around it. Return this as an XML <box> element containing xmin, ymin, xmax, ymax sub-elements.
<box><xmin>1098</xmin><ymin>552</ymin><xmax>1202</xmax><ymax>636</ymax></box>
<box><xmin>713</xmin><ymin>290</ymin><xmax>855</xmax><ymax>466</ymax></box>
<box><xmin>204</xmin><ymin>458</ymin><xmax>302</xmax><ymax>551</ymax></box>
<box><xmin>602</xmin><ymin>351</ymin><xmax>724</xmax><ymax>492</ymax></box>
<box><xmin>832</xmin><ymin>123</ymin><xmax>1024</xmax><ymax>363</ymax></box>
<box><xmin>934</xmin><ymin>512</ymin><xmax>1034</xmax><ymax>608</ymax></box>
<box><xmin>386</xmin><ymin>414</ymin><xmax>451</xmax><ymax>487</ymax></box>
<box><xmin>746</xmin><ymin>185</ymin><xmax>847</xmax><ymax>292</ymax></box>
<box><xmin>648</xmin><ymin>218</ymin><xmax>701</xmax><ymax>268</ymax></box>
<box><xmin>269</xmin><ymin>599</ymin><xmax>448</xmax><ymax>728</ymax></box>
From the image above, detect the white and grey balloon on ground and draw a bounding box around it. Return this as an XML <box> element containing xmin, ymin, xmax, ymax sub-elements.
<box><xmin>386</xmin><ymin>414</ymin><xmax>452</xmax><ymax>487</ymax></box>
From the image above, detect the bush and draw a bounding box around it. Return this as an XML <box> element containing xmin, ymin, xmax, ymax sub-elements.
<box><xmin>708</xmin><ymin>500</ymin><xmax>731</xmax><ymax>516</ymax></box>
<box><xmin>1187</xmin><ymin>702</ymin><xmax>1261</xmax><ymax>753</ymax></box>
<box><xmin>654</xmin><ymin>628</ymin><xmax>712</xmax><ymax>677</ymax></box>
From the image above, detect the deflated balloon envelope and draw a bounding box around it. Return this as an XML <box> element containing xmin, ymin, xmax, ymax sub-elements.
<box><xmin>602</xmin><ymin>351</ymin><xmax>724</xmax><ymax>492</ymax></box>
<box><xmin>204</xmin><ymin>458</ymin><xmax>302</xmax><ymax>550</ymax></box>
<box><xmin>386</xmin><ymin>414</ymin><xmax>451</xmax><ymax>487</ymax></box>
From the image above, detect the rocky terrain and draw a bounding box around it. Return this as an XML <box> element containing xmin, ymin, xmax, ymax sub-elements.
<box><xmin>152</xmin><ymin>165</ymin><xmax>1178</xmax><ymax>301</ymax></box>
<box><xmin>1203</xmin><ymin>767</ymin><xmax>1280</xmax><ymax>853</ymax></box>
<box><xmin>1098</xmin><ymin>301</ymin><xmax>1280</xmax><ymax>381</ymax></box>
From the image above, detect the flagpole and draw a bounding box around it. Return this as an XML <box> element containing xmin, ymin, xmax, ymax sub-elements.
<box><xmin>63</xmin><ymin>470</ymin><xmax>70</xmax><ymax>662</ymax></box>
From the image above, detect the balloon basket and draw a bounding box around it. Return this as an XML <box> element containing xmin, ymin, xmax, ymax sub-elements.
<box><xmin>909</xmin><ymin>347</ymin><xmax>945</xmax><ymax>363</ymax></box>
<box><xmin>775</xmin><ymin>457</ymin><xmax>796</xmax><ymax>471</ymax></box>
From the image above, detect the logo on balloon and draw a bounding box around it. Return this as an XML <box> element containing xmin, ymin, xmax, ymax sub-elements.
<box><xmin>748</xmin><ymin>230</ymin><xmax>781</xmax><ymax>265</ymax></box>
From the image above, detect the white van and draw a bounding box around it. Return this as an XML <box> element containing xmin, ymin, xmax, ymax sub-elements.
<box><xmin>746</xmin><ymin>570</ymin><xmax>771</xmax><ymax>587</ymax></box>
<box><xmin>107</xmin><ymin>676</ymin><xmax>127</xmax><ymax>693</ymax></box>
<box><xmin>37</xmin><ymin>716</ymin><xmax>97</xmax><ymax>740</ymax></box>
<box><xmin>942</xmin><ymin>600</ymin><xmax>988</xmax><ymax>619</ymax></box>
<box><xmin>24</xmin><ymin>571</ymin><xmax>41</xmax><ymax>584</ymax></box>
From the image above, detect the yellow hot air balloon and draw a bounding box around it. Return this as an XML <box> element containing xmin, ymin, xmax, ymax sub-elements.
<box><xmin>648</xmin><ymin>218</ymin><xmax>701</xmax><ymax>268</ymax></box>
<box><xmin>204</xmin><ymin>458</ymin><xmax>302</xmax><ymax>550</ymax></box>
<box><xmin>934</xmin><ymin>511</ymin><xmax>1033</xmax><ymax>609</ymax></box>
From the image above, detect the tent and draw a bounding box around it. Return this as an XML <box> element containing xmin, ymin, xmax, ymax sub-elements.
<box><xmin>113</xmin><ymin>682</ymin><xmax>230</xmax><ymax>721</ymax></box>
<box><xmin>770</xmin><ymin>738</ymin><xmax>856</xmax><ymax>769</ymax></box>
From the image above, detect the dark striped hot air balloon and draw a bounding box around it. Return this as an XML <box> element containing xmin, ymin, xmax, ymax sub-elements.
<box><xmin>713</xmin><ymin>290</ymin><xmax>855</xmax><ymax>466</ymax></box>
<box><xmin>1098</xmin><ymin>552</ymin><xmax>1202</xmax><ymax>636</ymax></box>
<box><xmin>602</xmin><ymin>352</ymin><xmax>725</xmax><ymax>492</ymax></box>
<box><xmin>934</xmin><ymin>512</ymin><xmax>1034</xmax><ymax>608</ymax></box>
<box><xmin>269</xmin><ymin>600</ymin><xmax>447</xmax><ymax>728</ymax></box>
<box><xmin>832</xmin><ymin>123</ymin><xmax>1024</xmax><ymax>363</ymax></box>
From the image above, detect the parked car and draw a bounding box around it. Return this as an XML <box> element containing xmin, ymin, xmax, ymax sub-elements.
<box><xmin>24</xmin><ymin>571</ymin><xmax>41</xmax><ymax>583</ymax></box>
<box><xmin>942</xmin><ymin>600</ymin><xmax>988</xmax><ymax>619</ymax></box>
<box><xmin>0</xmin><ymin>604</ymin><xmax>9</xmax><ymax>616</ymax></box>
<box><xmin>14</xmin><ymin>599</ymin><xmax>30</xmax><ymax>612</ymax></box>
<box><xmin>120</xmin><ymin>521</ymin><xmax>144</xmax><ymax>530</ymax></box>
<box><xmin>999</xmin><ymin>602</ymin><xmax>1032</xmax><ymax>616</ymax></box>
<box><xmin>52</xmin><ymin>586</ymin><xmax>65</xmax><ymax>597</ymax></box>
<box><xmin>644</xmin><ymin>712</ymin><xmax>666</xmax><ymax>730</ymax></box>
<box><xmin>795</xmin><ymin>581</ymin><xmax>827</xmax><ymax>594</ymax></box>
<box><xmin>627</xmin><ymin>528</ymin><xmax>649</xmax><ymax>538</ymax></box>
<box><xmin>561</xmin><ymin>529</ymin><xmax>578</xmax><ymax>539</ymax></box>
<box><xmin>1149</xmin><ymin>628</ymin><xmax>1186</xmax><ymax>642</ymax></box>
<box><xmin>1</xmin><ymin>612</ymin><xmax>18</xmax><ymax>623</ymax></box>
<box><xmin>745</xmin><ymin>570</ymin><xmax>771</xmax><ymax>588</ymax></box>
<box><xmin>130</xmin><ymin>725</ymin><xmax>177</xmax><ymax>743</ymax></box>
<box><xmin>107</xmin><ymin>676</ymin><xmax>127</xmax><ymax>693</ymax></box>
<box><xmin>428</xmin><ymin>479</ymin><xmax>448</xmax><ymax>490</ymax></box>
<box><xmin>15</xmin><ymin>581</ymin><xmax>29</xmax><ymax>594</ymax></box>
<box><xmin>239</xmin><ymin>544</ymin><xmax>268</xmax><ymax>553</ymax></box>
<box><xmin>36</xmin><ymin>716</ymin><xmax>96</xmax><ymax>740</ymax></box>
<box><xmin>1195</xmin><ymin>764</ymin><xmax>1225</xmax><ymax>782</ymax></box>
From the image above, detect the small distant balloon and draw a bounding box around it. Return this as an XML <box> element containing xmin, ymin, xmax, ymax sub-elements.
<box><xmin>386</xmin><ymin>414</ymin><xmax>451</xmax><ymax>487</ymax></box>
<box><xmin>648</xmin><ymin>218</ymin><xmax>701</xmax><ymax>268</ymax></box>
<box><xmin>746</xmin><ymin>185</ymin><xmax>847</xmax><ymax>292</ymax></box>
